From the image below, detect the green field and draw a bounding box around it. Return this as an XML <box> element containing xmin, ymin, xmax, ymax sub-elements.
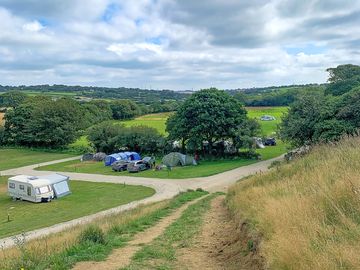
<box><xmin>246</xmin><ymin>106</ymin><xmax>288</xmax><ymax>136</ymax></box>
<box><xmin>0</xmin><ymin>148</ymin><xmax>75</xmax><ymax>171</ymax></box>
<box><xmin>120</xmin><ymin>112</ymin><xmax>173</xmax><ymax>135</ymax></box>
<box><xmin>0</xmin><ymin>176</ymin><xmax>155</xmax><ymax>238</ymax></box>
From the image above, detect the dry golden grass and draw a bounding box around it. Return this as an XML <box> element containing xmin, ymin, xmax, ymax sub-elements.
<box><xmin>227</xmin><ymin>136</ymin><xmax>360</xmax><ymax>270</ymax></box>
<box><xmin>0</xmin><ymin>200</ymin><xmax>168</xmax><ymax>267</ymax></box>
<box><xmin>0</xmin><ymin>112</ymin><xmax>4</xmax><ymax>125</ymax></box>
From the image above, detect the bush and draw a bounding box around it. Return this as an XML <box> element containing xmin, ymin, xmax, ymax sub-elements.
<box><xmin>78</xmin><ymin>225</ymin><xmax>106</xmax><ymax>245</ymax></box>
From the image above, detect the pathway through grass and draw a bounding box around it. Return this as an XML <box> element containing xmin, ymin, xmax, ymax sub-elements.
<box><xmin>0</xmin><ymin>148</ymin><xmax>75</xmax><ymax>171</ymax></box>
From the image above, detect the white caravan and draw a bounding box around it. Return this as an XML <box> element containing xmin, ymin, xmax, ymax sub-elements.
<box><xmin>8</xmin><ymin>174</ymin><xmax>71</xmax><ymax>203</ymax></box>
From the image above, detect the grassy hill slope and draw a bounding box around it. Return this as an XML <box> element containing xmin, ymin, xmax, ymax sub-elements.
<box><xmin>227</xmin><ymin>136</ymin><xmax>360</xmax><ymax>269</ymax></box>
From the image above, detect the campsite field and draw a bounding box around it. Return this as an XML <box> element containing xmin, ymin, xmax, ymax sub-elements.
<box><xmin>0</xmin><ymin>148</ymin><xmax>75</xmax><ymax>171</ymax></box>
<box><xmin>246</xmin><ymin>106</ymin><xmax>288</xmax><ymax>136</ymax></box>
<box><xmin>36</xmin><ymin>141</ymin><xmax>287</xmax><ymax>179</ymax></box>
<box><xmin>0</xmin><ymin>176</ymin><xmax>155</xmax><ymax>238</ymax></box>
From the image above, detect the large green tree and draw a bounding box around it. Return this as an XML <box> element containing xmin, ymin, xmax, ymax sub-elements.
<box><xmin>4</xmin><ymin>97</ymin><xmax>85</xmax><ymax>147</ymax></box>
<box><xmin>166</xmin><ymin>88</ymin><xmax>248</xmax><ymax>154</ymax></box>
<box><xmin>325</xmin><ymin>64</ymin><xmax>360</xmax><ymax>96</ymax></box>
<box><xmin>280</xmin><ymin>65</ymin><xmax>360</xmax><ymax>146</ymax></box>
<box><xmin>0</xmin><ymin>91</ymin><xmax>27</xmax><ymax>108</ymax></box>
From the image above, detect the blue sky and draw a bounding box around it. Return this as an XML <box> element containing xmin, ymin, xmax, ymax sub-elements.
<box><xmin>0</xmin><ymin>0</ymin><xmax>359</xmax><ymax>90</ymax></box>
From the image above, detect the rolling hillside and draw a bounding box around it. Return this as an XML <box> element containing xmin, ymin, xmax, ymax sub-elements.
<box><xmin>227</xmin><ymin>136</ymin><xmax>360</xmax><ymax>269</ymax></box>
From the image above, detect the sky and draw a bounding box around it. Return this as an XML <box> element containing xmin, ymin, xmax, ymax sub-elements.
<box><xmin>0</xmin><ymin>0</ymin><xmax>360</xmax><ymax>90</ymax></box>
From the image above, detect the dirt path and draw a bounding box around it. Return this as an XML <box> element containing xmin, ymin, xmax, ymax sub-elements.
<box><xmin>176</xmin><ymin>196</ymin><xmax>265</xmax><ymax>270</ymax></box>
<box><xmin>72</xmin><ymin>196</ymin><xmax>205</xmax><ymax>270</ymax></box>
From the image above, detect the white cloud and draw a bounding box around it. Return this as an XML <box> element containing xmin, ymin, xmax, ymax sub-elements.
<box><xmin>22</xmin><ymin>20</ymin><xmax>44</xmax><ymax>32</ymax></box>
<box><xmin>0</xmin><ymin>1</ymin><xmax>359</xmax><ymax>90</ymax></box>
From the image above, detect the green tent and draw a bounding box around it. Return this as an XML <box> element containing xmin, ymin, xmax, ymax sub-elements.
<box><xmin>162</xmin><ymin>152</ymin><xmax>196</xmax><ymax>167</ymax></box>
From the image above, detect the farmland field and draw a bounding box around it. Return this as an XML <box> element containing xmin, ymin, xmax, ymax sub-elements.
<box><xmin>0</xmin><ymin>148</ymin><xmax>75</xmax><ymax>171</ymax></box>
<box><xmin>120</xmin><ymin>112</ymin><xmax>173</xmax><ymax>135</ymax></box>
<box><xmin>0</xmin><ymin>176</ymin><xmax>155</xmax><ymax>238</ymax></box>
<box><xmin>246</xmin><ymin>106</ymin><xmax>288</xmax><ymax>136</ymax></box>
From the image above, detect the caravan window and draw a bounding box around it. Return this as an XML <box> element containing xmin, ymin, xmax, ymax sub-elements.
<box><xmin>9</xmin><ymin>183</ymin><xmax>15</xmax><ymax>189</ymax></box>
<box><xmin>36</xmin><ymin>185</ymin><xmax>50</xmax><ymax>195</ymax></box>
<box><xmin>19</xmin><ymin>185</ymin><xmax>25</xmax><ymax>190</ymax></box>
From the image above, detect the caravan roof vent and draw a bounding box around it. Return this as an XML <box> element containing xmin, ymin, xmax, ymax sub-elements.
<box><xmin>27</xmin><ymin>176</ymin><xmax>38</xmax><ymax>180</ymax></box>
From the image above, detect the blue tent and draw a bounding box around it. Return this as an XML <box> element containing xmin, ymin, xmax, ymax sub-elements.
<box><xmin>104</xmin><ymin>154</ymin><xmax>122</xmax><ymax>166</ymax></box>
<box><xmin>130</xmin><ymin>152</ymin><xmax>141</xmax><ymax>160</ymax></box>
<box><xmin>105</xmin><ymin>152</ymin><xmax>141</xmax><ymax>166</ymax></box>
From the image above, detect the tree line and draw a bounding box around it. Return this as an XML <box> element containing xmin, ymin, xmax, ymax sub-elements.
<box><xmin>0</xmin><ymin>94</ymin><xmax>143</xmax><ymax>148</ymax></box>
<box><xmin>279</xmin><ymin>64</ymin><xmax>360</xmax><ymax>146</ymax></box>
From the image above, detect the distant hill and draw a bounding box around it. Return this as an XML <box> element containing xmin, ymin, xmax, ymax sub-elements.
<box><xmin>0</xmin><ymin>83</ymin><xmax>326</xmax><ymax>106</ymax></box>
<box><xmin>0</xmin><ymin>85</ymin><xmax>192</xmax><ymax>104</ymax></box>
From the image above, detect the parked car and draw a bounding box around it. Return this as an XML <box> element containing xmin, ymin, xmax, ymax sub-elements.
<box><xmin>127</xmin><ymin>160</ymin><xmax>148</xmax><ymax>173</ymax></box>
<box><xmin>142</xmin><ymin>156</ymin><xmax>155</xmax><ymax>168</ymax></box>
<box><xmin>264</xmin><ymin>137</ymin><xmax>277</xmax><ymax>146</ymax></box>
<box><xmin>111</xmin><ymin>160</ymin><xmax>130</xmax><ymax>172</ymax></box>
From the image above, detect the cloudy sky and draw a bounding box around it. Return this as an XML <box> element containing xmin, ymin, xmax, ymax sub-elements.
<box><xmin>0</xmin><ymin>0</ymin><xmax>359</xmax><ymax>90</ymax></box>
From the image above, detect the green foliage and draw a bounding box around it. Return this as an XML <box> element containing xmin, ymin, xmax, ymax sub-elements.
<box><xmin>110</xmin><ymin>99</ymin><xmax>141</xmax><ymax>120</ymax></box>
<box><xmin>280</xmin><ymin>66</ymin><xmax>360</xmax><ymax>146</ymax></box>
<box><xmin>0</xmin><ymin>90</ymin><xmax>27</xmax><ymax>108</ymax></box>
<box><xmin>87</xmin><ymin>122</ymin><xmax>124</xmax><ymax>153</ymax></box>
<box><xmin>231</xmin><ymin>84</ymin><xmax>325</xmax><ymax>106</ymax></box>
<box><xmin>325</xmin><ymin>64</ymin><xmax>360</xmax><ymax>96</ymax></box>
<box><xmin>87</xmin><ymin>122</ymin><xmax>165</xmax><ymax>154</ymax></box>
<box><xmin>166</xmin><ymin>88</ymin><xmax>248</xmax><ymax>154</ymax></box>
<box><xmin>3</xmin><ymin>97</ymin><xmax>85</xmax><ymax>148</ymax></box>
<box><xmin>79</xmin><ymin>226</ymin><xmax>106</xmax><ymax>244</ymax></box>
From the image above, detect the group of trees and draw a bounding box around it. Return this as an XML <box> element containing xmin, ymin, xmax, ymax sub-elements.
<box><xmin>88</xmin><ymin>122</ymin><xmax>165</xmax><ymax>154</ymax></box>
<box><xmin>86</xmin><ymin>88</ymin><xmax>259</xmax><ymax>157</ymax></box>
<box><xmin>166</xmin><ymin>88</ymin><xmax>259</xmax><ymax>155</ymax></box>
<box><xmin>280</xmin><ymin>64</ymin><xmax>360</xmax><ymax>146</ymax></box>
<box><xmin>232</xmin><ymin>84</ymin><xmax>325</xmax><ymax>107</ymax></box>
<box><xmin>0</xmin><ymin>92</ymin><xmax>148</xmax><ymax>148</ymax></box>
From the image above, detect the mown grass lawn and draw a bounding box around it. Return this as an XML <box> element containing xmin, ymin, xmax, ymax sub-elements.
<box><xmin>0</xmin><ymin>176</ymin><xmax>155</xmax><ymax>238</ymax></box>
<box><xmin>119</xmin><ymin>112</ymin><xmax>173</xmax><ymax>135</ymax></box>
<box><xmin>0</xmin><ymin>148</ymin><xmax>75</xmax><ymax>171</ymax></box>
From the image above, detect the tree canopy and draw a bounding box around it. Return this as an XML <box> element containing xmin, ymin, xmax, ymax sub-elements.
<box><xmin>280</xmin><ymin>65</ymin><xmax>360</xmax><ymax>146</ymax></box>
<box><xmin>166</xmin><ymin>88</ymin><xmax>250</xmax><ymax>154</ymax></box>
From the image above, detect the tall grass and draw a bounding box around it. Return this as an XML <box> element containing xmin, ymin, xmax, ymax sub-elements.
<box><xmin>227</xmin><ymin>136</ymin><xmax>360</xmax><ymax>269</ymax></box>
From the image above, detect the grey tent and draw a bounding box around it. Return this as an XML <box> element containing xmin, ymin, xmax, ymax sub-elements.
<box><xmin>93</xmin><ymin>152</ymin><xmax>107</xmax><ymax>161</ymax></box>
<box><xmin>162</xmin><ymin>152</ymin><xmax>197</xmax><ymax>167</ymax></box>
<box><xmin>81</xmin><ymin>153</ymin><xmax>94</xmax><ymax>161</ymax></box>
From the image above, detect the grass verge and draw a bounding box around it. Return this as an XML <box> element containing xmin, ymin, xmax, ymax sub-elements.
<box><xmin>0</xmin><ymin>148</ymin><xmax>75</xmax><ymax>171</ymax></box>
<box><xmin>0</xmin><ymin>190</ymin><xmax>208</xmax><ymax>270</ymax></box>
<box><xmin>122</xmin><ymin>193</ymin><xmax>220</xmax><ymax>269</ymax></box>
<box><xmin>227</xmin><ymin>136</ymin><xmax>360</xmax><ymax>269</ymax></box>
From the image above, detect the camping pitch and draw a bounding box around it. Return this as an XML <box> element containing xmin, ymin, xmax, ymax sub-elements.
<box><xmin>162</xmin><ymin>152</ymin><xmax>197</xmax><ymax>167</ymax></box>
<box><xmin>104</xmin><ymin>152</ymin><xmax>141</xmax><ymax>166</ymax></box>
<box><xmin>8</xmin><ymin>173</ymin><xmax>71</xmax><ymax>203</ymax></box>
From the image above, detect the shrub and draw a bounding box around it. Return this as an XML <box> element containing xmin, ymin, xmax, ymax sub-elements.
<box><xmin>78</xmin><ymin>225</ymin><xmax>106</xmax><ymax>245</ymax></box>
